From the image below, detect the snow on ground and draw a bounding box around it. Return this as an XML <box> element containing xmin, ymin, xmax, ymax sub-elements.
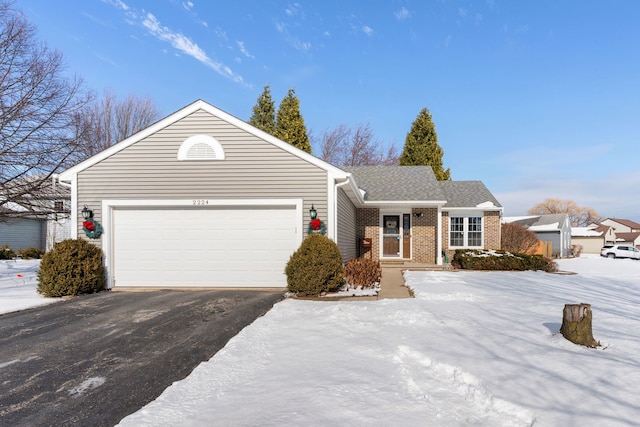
<box><xmin>2</xmin><ymin>256</ymin><xmax>639</xmax><ymax>426</ymax></box>
<box><xmin>0</xmin><ymin>259</ymin><xmax>59</xmax><ymax>315</ymax></box>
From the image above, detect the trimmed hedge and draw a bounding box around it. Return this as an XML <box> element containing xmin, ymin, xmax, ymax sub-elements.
<box><xmin>285</xmin><ymin>234</ymin><xmax>345</xmax><ymax>295</ymax></box>
<box><xmin>37</xmin><ymin>239</ymin><xmax>105</xmax><ymax>297</ymax></box>
<box><xmin>453</xmin><ymin>249</ymin><xmax>558</xmax><ymax>272</ymax></box>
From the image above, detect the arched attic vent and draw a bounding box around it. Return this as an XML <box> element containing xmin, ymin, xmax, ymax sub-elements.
<box><xmin>177</xmin><ymin>134</ymin><xmax>225</xmax><ymax>161</ymax></box>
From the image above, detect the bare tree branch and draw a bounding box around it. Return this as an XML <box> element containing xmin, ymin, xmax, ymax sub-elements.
<box><xmin>314</xmin><ymin>122</ymin><xmax>399</xmax><ymax>167</ymax></box>
<box><xmin>0</xmin><ymin>2</ymin><xmax>92</xmax><ymax>217</ymax></box>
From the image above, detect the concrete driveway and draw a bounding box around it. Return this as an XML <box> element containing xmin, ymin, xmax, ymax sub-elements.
<box><xmin>0</xmin><ymin>289</ymin><xmax>284</xmax><ymax>427</ymax></box>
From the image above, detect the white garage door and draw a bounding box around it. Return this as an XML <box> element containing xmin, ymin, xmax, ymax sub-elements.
<box><xmin>112</xmin><ymin>206</ymin><xmax>298</xmax><ymax>287</ymax></box>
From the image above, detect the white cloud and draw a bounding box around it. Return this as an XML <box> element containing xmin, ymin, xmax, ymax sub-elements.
<box><xmin>182</xmin><ymin>1</ymin><xmax>194</xmax><ymax>11</ymax></box>
<box><xmin>236</xmin><ymin>41</ymin><xmax>254</xmax><ymax>58</ymax></box>
<box><xmin>458</xmin><ymin>7</ymin><xmax>468</xmax><ymax>18</ymax></box>
<box><xmin>395</xmin><ymin>7</ymin><xmax>410</xmax><ymax>21</ymax></box>
<box><xmin>285</xmin><ymin>3</ymin><xmax>304</xmax><ymax>18</ymax></box>
<box><xmin>102</xmin><ymin>0</ymin><xmax>129</xmax><ymax>12</ymax></box>
<box><xmin>362</xmin><ymin>25</ymin><xmax>374</xmax><ymax>36</ymax></box>
<box><xmin>141</xmin><ymin>13</ymin><xmax>245</xmax><ymax>85</ymax></box>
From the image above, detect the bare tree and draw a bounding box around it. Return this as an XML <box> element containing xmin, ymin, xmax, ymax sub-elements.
<box><xmin>0</xmin><ymin>1</ymin><xmax>92</xmax><ymax>217</ymax></box>
<box><xmin>72</xmin><ymin>89</ymin><xmax>161</xmax><ymax>162</ymax></box>
<box><xmin>314</xmin><ymin>123</ymin><xmax>399</xmax><ymax>167</ymax></box>
<box><xmin>528</xmin><ymin>198</ymin><xmax>602</xmax><ymax>227</ymax></box>
<box><xmin>501</xmin><ymin>223</ymin><xmax>539</xmax><ymax>254</ymax></box>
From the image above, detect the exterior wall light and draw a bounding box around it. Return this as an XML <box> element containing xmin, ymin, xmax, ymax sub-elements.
<box><xmin>82</xmin><ymin>205</ymin><xmax>94</xmax><ymax>220</ymax></box>
<box><xmin>309</xmin><ymin>204</ymin><xmax>318</xmax><ymax>220</ymax></box>
<box><xmin>81</xmin><ymin>205</ymin><xmax>103</xmax><ymax>239</ymax></box>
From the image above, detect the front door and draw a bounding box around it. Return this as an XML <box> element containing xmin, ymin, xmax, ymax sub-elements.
<box><xmin>383</xmin><ymin>215</ymin><xmax>401</xmax><ymax>257</ymax></box>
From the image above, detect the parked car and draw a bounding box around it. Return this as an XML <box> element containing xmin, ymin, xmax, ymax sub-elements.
<box><xmin>600</xmin><ymin>245</ymin><xmax>640</xmax><ymax>260</ymax></box>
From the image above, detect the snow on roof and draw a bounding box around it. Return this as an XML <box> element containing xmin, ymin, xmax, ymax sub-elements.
<box><xmin>572</xmin><ymin>227</ymin><xmax>603</xmax><ymax>237</ymax></box>
<box><xmin>527</xmin><ymin>222</ymin><xmax>560</xmax><ymax>232</ymax></box>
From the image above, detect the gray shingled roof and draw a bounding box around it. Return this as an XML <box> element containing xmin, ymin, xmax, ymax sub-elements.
<box><xmin>439</xmin><ymin>181</ymin><xmax>502</xmax><ymax>208</ymax></box>
<box><xmin>341</xmin><ymin>166</ymin><xmax>501</xmax><ymax>208</ymax></box>
<box><xmin>342</xmin><ymin>166</ymin><xmax>445</xmax><ymax>201</ymax></box>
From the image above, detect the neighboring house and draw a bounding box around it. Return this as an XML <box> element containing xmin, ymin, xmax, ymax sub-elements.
<box><xmin>571</xmin><ymin>224</ymin><xmax>611</xmax><ymax>254</ymax></box>
<box><xmin>504</xmin><ymin>214</ymin><xmax>572</xmax><ymax>258</ymax></box>
<box><xmin>614</xmin><ymin>232</ymin><xmax>640</xmax><ymax>248</ymax></box>
<box><xmin>600</xmin><ymin>218</ymin><xmax>640</xmax><ymax>234</ymax></box>
<box><xmin>0</xmin><ymin>176</ymin><xmax>71</xmax><ymax>251</ymax></box>
<box><xmin>599</xmin><ymin>218</ymin><xmax>640</xmax><ymax>248</ymax></box>
<box><xmin>58</xmin><ymin>100</ymin><xmax>502</xmax><ymax>289</ymax></box>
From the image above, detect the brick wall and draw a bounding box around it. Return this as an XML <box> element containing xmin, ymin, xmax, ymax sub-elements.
<box><xmin>356</xmin><ymin>208</ymin><xmax>379</xmax><ymax>259</ymax></box>
<box><xmin>484</xmin><ymin>211</ymin><xmax>501</xmax><ymax>249</ymax></box>
<box><xmin>412</xmin><ymin>208</ymin><xmax>438</xmax><ymax>263</ymax></box>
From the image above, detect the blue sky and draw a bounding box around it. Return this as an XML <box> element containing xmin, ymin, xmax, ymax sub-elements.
<box><xmin>19</xmin><ymin>1</ymin><xmax>640</xmax><ymax>219</ymax></box>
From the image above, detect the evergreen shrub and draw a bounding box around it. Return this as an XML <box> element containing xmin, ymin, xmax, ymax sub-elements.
<box><xmin>344</xmin><ymin>257</ymin><xmax>381</xmax><ymax>288</ymax></box>
<box><xmin>17</xmin><ymin>247</ymin><xmax>45</xmax><ymax>259</ymax></box>
<box><xmin>37</xmin><ymin>238</ymin><xmax>105</xmax><ymax>297</ymax></box>
<box><xmin>453</xmin><ymin>249</ymin><xmax>558</xmax><ymax>272</ymax></box>
<box><xmin>285</xmin><ymin>234</ymin><xmax>345</xmax><ymax>295</ymax></box>
<box><xmin>0</xmin><ymin>245</ymin><xmax>16</xmax><ymax>260</ymax></box>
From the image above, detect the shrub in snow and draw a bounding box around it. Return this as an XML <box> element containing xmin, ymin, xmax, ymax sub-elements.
<box><xmin>17</xmin><ymin>247</ymin><xmax>45</xmax><ymax>259</ymax></box>
<box><xmin>285</xmin><ymin>234</ymin><xmax>345</xmax><ymax>295</ymax></box>
<box><xmin>0</xmin><ymin>245</ymin><xmax>16</xmax><ymax>260</ymax></box>
<box><xmin>501</xmin><ymin>223</ymin><xmax>539</xmax><ymax>254</ymax></box>
<box><xmin>344</xmin><ymin>257</ymin><xmax>381</xmax><ymax>288</ymax></box>
<box><xmin>37</xmin><ymin>238</ymin><xmax>105</xmax><ymax>297</ymax></box>
<box><xmin>453</xmin><ymin>249</ymin><xmax>557</xmax><ymax>272</ymax></box>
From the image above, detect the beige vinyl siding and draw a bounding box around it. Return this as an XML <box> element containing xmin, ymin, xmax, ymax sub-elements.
<box><xmin>76</xmin><ymin>109</ymin><xmax>328</xmax><ymax>245</ymax></box>
<box><xmin>336</xmin><ymin>187</ymin><xmax>357</xmax><ymax>262</ymax></box>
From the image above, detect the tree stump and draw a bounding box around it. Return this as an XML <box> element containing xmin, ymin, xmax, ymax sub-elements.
<box><xmin>559</xmin><ymin>303</ymin><xmax>600</xmax><ymax>348</ymax></box>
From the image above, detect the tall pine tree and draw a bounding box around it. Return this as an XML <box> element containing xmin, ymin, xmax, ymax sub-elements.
<box><xmin>248</xmin><ymin>84</ymin><xmax>276</xmax><ymax>135</ymax></box>
<box><xmin>274</xmin><ymin>88</ymin><xmax>311</xmax><ymax>153</ymax></box>
<box><xmin>399</xmin><ymin>107</ymin><xmax>450</xmax><ymax>180</ymax></box>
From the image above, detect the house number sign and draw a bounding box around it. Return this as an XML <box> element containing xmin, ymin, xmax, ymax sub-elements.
<box><xmin>192</xmin><ymin>199</ymin><xmax>209</xmax><ymax>205</ymax></box>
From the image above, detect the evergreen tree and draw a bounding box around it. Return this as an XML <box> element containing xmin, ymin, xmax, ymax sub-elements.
<box><xmin>248</xmin><ymin>84</ymin><xmax>276</xmax><ymax>135</ymax></box>
<box><xmin>274</xmin><ymin>88</ymin><xmax>311</xmax><ymax>153</ymax></box>
<box><xmin>399</xmin><ymin>107</ymin><xmax>451</xmax><ymax>180</ymax></box>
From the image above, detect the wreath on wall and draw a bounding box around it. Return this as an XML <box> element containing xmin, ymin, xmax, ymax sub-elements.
<box><xmin>308</xmin><ymin>218</ymin><xmax>326</xmax><ymax>235</ymax></box>
<box><xmin>82</xmin><ymin>220</ymin><xmax>103</xmax><ymax>239</ymax></box>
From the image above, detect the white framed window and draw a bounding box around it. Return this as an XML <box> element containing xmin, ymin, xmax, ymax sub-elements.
<box><xmin>177</xmin><ymin>134</ymin><xmax>225</xmax><ymax>161</ymax></box>
<box><xmin>449</xmin><ymin>215</ymin><xmax>483</xmax><ymax>248</ymax></box>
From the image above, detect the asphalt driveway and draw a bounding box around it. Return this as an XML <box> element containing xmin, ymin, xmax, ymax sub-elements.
<box><xmin>0</xmin><ymin>289</ymin><xmax>285</xmax><ymax>426</ymax></box>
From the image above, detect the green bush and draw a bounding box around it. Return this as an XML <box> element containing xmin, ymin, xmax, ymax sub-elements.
<box><xmin>345</xmin><ymin>257</ymin><xmax>381</xmax><ymax>288</ymax></box>
<box><xmin>285</xmin><ymin>234</ymin><xmax>345</xmax><ymax>295</ymax></box>
<box><xmin>0</xmin><ymin>245</ymin><xmax>16</xmax><ymax>260</ymax></box>
<box><xmin>37</xmin><ymin>238</ymin><xmax>105</xmax><ymax>297</ymax></box>
<box><xmin>453</xmin><ymin>249</ymin><xmax>558</xmax><ymax>273</ymax></box>
<box><xmin>17</xmin><ymin>247</ymin><xmax>45</xmax><ymax>259</ymax></box>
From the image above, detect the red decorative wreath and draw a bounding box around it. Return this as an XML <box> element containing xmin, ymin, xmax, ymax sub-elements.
<box><xmin>310</xmin><ymin>219</ymin><xmax>322</xmax><ymax>231</ymax></box>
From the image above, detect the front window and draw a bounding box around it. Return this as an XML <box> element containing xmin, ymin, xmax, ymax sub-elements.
<box><xmin>449</xmin><ymin>216</ymin><xmax>483</xmax><ymax>248</ymax></box>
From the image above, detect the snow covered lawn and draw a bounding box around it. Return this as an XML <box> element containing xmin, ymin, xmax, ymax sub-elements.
<box><xmin>116</xmin><ymin>256</ymin><xmax>640</xmax><ymax>426</ymax></box>
<box><xmin>2</xmin><ymin>257</ymin><xmax>639</xmax><ymax>425</ymax></box>
<box><xmin>0</xmin><ymin>259</ymin><xmax>59</xmax><ymax>315</ymax></box>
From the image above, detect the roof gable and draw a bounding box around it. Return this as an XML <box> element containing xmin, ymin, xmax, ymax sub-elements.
<box><xmin>603</xmin><ymin>218</ymin><xmax>640</xmax><ymax>231</ymax></box>
<box><xmin>60</xmin><ymin>99</ymin><xmax>348</xmax><ymax>181</ymax></box>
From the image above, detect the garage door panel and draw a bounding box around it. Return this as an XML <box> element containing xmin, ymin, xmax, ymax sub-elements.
<box><xmin>112</xmin><ymin>206</ymin><xmax>298</xmax><ymax>287</ymax></box>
